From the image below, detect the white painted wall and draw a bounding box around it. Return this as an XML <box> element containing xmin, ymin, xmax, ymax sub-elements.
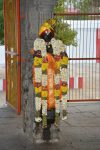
<box><xmin>0</xmin><ymin>45</ymin><xmax>5</xmax><ymax>65</ymax></box>
<box><xmin>66</xmin><ymin>20</ymin><xmax>100</xmax><ymax>63</ymax></box>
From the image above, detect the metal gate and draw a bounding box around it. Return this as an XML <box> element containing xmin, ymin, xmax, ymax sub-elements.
<box><xmin>54</xmin><ymin>0</ymin><xmax>100</xmax><ymax>102</ymax></box>
<box><xmin>4</xmin><ymin>0</ymin><xmax>21</xmax><ymax>113</ymax></box>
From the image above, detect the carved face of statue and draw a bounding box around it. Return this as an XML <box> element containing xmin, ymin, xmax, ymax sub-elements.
<box><xmin>39</xmin><ymin>29</ymin><xmax>54</xmax><ymax>42</ymax></box>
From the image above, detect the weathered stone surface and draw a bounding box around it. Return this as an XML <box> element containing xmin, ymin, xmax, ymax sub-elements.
<box><xmin>20</xmin><ymin>0</ymin><xmax>57</xmax><ymax>139</ymax></box>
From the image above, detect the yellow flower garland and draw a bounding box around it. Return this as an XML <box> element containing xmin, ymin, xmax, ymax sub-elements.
<box><xmin>42</xmin><ymin>62</ymin><xmax>48</xmax><ymax>71</ymax></box>
<box><xmin>54</xmin><ymin>89</ymin><xmax>60</xmax><ymax>97</ymax></box>
<box><xmin>55</xmin><ymin>60</ymin><xmax>60</xmax><ymax>69</ymax></box>
<box><xmin>61</xmin><ymin>86</ymin><xmax>68</xmax><ymax>93</ymax></box>
<box><xmin>42</xmin><ymin>90</ymin><xmax>48</xmax><ymax>98</ymax></box>
<box><xmin>34</xmin><ymin>57</ymin><xmax>42</xmax><ymax>67</ymax></box>
<box><xmin>61</xmin><ymin>56</ymin><xmax>68</xmax><ymax>66</ymax></box>
<box><xmin>35</xmin><ymin>86</ymin><xmax>42</xmax><ymax>94</ymax></box>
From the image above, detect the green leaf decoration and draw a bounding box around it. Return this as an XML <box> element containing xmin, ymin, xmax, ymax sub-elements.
<box><xmin>54</xmin><ymin>0</ymin><xmax>77</xmax><ymax>46</ymax></box>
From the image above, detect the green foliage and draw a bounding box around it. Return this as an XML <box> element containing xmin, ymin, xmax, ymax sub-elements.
<box><xmin>72</xmin><ymin>0</ymin><xmax>100</xmax><ymax>13</ymax></box>
<box><xmin>66</xmin><ymin>0</ymin><xmax>91</xmax><ymax>20</ymax></box>
<box><xmin>54</xmin><ymin>0</ymin><xmax>64</xmax><ymax>13</ymax></box>
<box><xmin>0</xmin><ymin>0</ymin><xmax>4</xmax><ymax>45</ymax></box>
<box><xmin>62</xmin><ymin>0</ymin><xmax>98</xmax><ymax>19</ymax></box>
<box><xmin>54</xmin><ymin>18</ymin><xmax>77</xmax><ymax>46</ymax></box>
<box><xmin>54</xmin><ymin>0</ymin><xmax>77</xmax><ymax>46</ymax></box>
<box><xmin>71</xmin><ymin>0</ymin><xmax>91</xmax><ymax>13</ymax></box>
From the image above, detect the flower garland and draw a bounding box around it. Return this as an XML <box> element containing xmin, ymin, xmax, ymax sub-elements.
<box><xmin>33</xmin><ymin>37</ymin><xmax>69</xmax><ymax>128</ymax></box>
<box><xmin>60</xmin><ymin>50</ymin><xmax>69</xmax><ymax>120</ymax></box>
<box><xmin>33</xmin><ymin>38</ymin><xmax>46</xmax><ymax>123</ymax></box>
<box><xmin>51</xmin><ymin>38</ymin><xmax>69</xmax><ymax>121</ymax></box>
<box><xmin>51</xmin><ymin>38</ymin><xmax>61</xmax><ymax>126</ymax></box>
<box><xmin>41</xmin><ymin>57</ymin><xmax>48</xmax><ymax>128</ymax></box>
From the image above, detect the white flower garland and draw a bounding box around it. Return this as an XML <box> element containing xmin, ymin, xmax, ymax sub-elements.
<box><xmin>42</xmin><ymin>100</ymin><xmax>47</xmax><ymax>115</ymax></box>
<box><xmin>34</xmin><ymin>38</ymin><xmax>46</xmax><ymax>52</ymax></box>
<box><xmin>34</xmin><ymin>68</ymin><xmax>42</xmax><ymax>82</ymax></box>
<box><xmin>54</xmin><ymin>74</ymin><xmax>60</xmax><ymax>85</ymax></box>
<box><xmin>33</xmin><ymin>37</ymin><xmax>68</xmax><ymax>126</ymax></box>
<box><xmin>51</xmin><ymin>38</ymin><xmax>66</xmax><ymax>54</ymax></box>
<box><xmin>41</xmin><ymin>57</ymin><xmax>48</xmax><ymax>128</ymax></box>
<box><xmin>34</xmin><ymin>38</ymin><xmax>47</xmax><ymax>123</ymax></box>
<box><xmin>61</xmin><ymin>68</ymin><xmax>68</xmax><ymax>82</ymax></box>
<box><xmin>52</xmin><ymin>38</ymin><xmax>68</xmax><ymax>122</ymax></box>
<box><xmin>42</xmin><ymin>74</ymin><xmax>48</xmax><ymax>86</ymax></box>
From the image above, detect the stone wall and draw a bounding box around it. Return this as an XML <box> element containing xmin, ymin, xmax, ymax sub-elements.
<box><xmin>20</xmin><ymin>0</ymin><xmax>57</xmax><ymax>139</ymax></box>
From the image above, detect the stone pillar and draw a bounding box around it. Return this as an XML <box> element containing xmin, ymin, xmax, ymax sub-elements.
<box><xmin>20</xmin><ymin>0</ymin><xmax>57</xmax><ymax>140</ymax></box>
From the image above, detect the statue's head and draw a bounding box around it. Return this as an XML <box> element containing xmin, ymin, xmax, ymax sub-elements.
<box><xmin>39</xmin><ymin>18</ymin><xmax>56</xmax><ymax>42</ymax></box>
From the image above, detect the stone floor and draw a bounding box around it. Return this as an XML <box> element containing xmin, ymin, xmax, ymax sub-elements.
<box><xmin>0</xmin><ymin>92</ymin><xmax>100</xmax><ymax>150</ymax></box>
<box><xmin>0</xmin><ymin>92</ymin><xmax>6</xmax><ymax>108</ymax></box>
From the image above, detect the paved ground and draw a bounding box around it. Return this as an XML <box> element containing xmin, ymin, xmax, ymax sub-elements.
<box><xmin>0</xmin><ymin>92</ymin><xmax>6</xmax><ymax>108</ymax></box>
<box><xmin>0</xmin><ymin>92</ymin><xmax>100</xmax><ymax>150</ymax></box>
